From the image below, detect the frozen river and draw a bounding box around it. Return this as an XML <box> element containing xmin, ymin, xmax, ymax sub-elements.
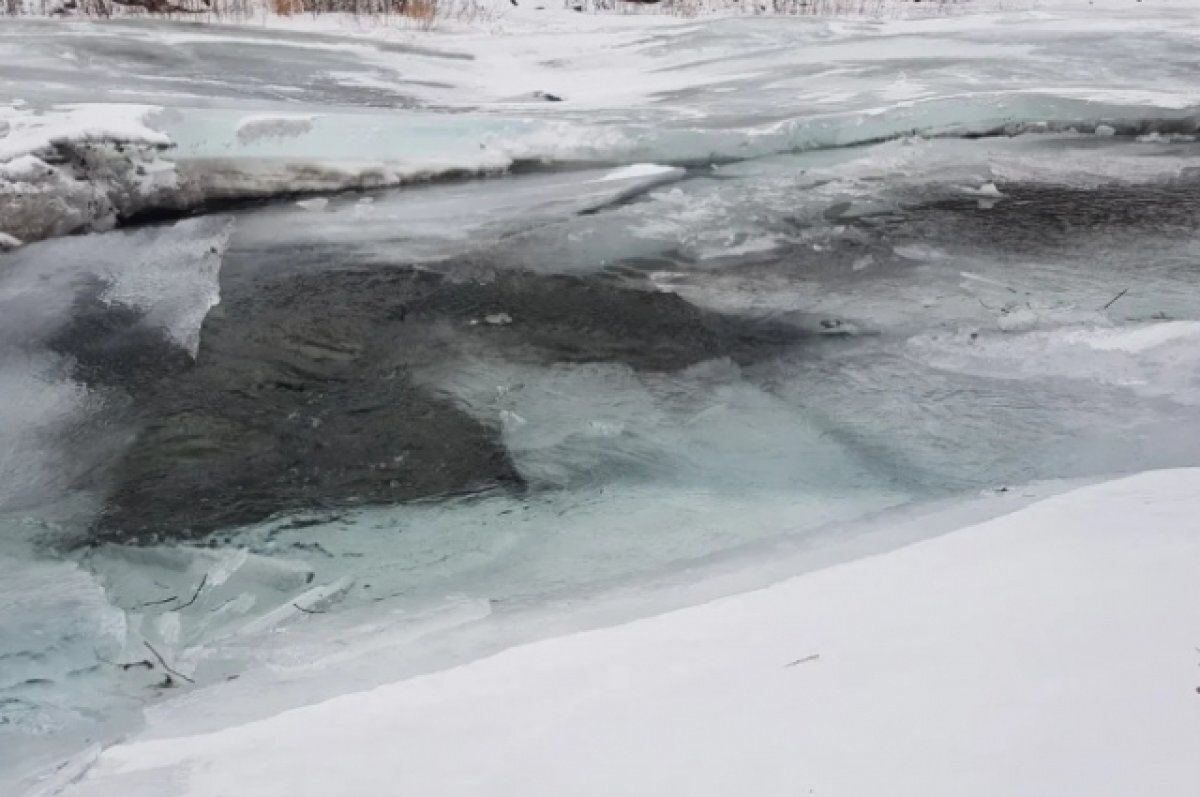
<box><xmin>4</xmin><ymin>4</ymin><xmax>1200</xmax><ymax>792</ymax></box>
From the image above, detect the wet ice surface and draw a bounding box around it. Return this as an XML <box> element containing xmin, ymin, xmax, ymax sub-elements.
<box><xmin>12</xmin><ymin>134</ymin><xmax>1200</xmax><ymax>791</ymax></box>
<box><xmin>5</xmin><ymin>7</ymin><xmax>1200</xmax><ymax>793</ymax></box>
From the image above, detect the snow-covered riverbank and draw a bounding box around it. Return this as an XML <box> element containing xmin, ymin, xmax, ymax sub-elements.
<box><xmin>4</xmin><ymin>3</ymin><xmax>1200</xmax><ymax>794</ymax></box>
<box><xmin>5</xmin><ymin>0</ymin><xmax>1200</xmax><ymax>246</ymax></box>
<box><xmin>46</xmin><ymin>468</ymin><xmax>1200</xmax><ymax>797</ymax></box>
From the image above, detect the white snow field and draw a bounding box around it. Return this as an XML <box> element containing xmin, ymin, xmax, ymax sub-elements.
<box><xmin>54</xmin><ymin>469</ymin><xmax>1200</xmax><ymax>797</ymax></box>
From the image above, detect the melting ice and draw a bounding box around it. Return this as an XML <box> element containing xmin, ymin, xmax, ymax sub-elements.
<box><xmin>5</xmin><ymin>5</ymin><xmax>1200</xmax><ymax>793</ymax></box>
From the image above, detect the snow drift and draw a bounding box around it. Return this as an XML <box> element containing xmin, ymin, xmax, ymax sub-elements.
<box><xmin>50</xmin><ymin>468</ymin><xmax>1200</xmax><ymax>797</ymax></box>
<box><xmin>0</xmin><ymin>105</ymin><xmax>180</xmax><ymax>246</ymax></box>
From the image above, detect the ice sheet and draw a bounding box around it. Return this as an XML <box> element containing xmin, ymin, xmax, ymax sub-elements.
<box><xmin>54</xmin><ymin>469</ymin><xmax>1200</xmax><ymax>797</ymax></box>
<box><xmin>7</xmin><ymin>5</ymin><xmax>1200</xmax><ymax>793</ymax></box>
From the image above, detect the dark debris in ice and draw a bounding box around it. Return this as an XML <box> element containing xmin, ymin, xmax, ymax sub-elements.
<box><xmin>893</xmin><ymin>177</ymin><xmax>1200</xmax><ymax>252</ymax></box>
<box><xmin>57</xmin><ymin>262</ymin><xmax>805</xmax><ymax>543</ymax></box>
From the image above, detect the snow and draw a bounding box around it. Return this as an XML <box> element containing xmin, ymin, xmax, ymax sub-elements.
<box><xmin>908</xmin><ymin>321</ymin><xmax>1200</xmax><ymax>405</ymax></box>
<box><xmin>19</xmin><ymin>747</ymin><xmax>100</xmax><ymax>797</ymax></box>
<box><xmin>7</xmin><ymin>2</ymin><xmax>1200</xmax><ymax>246</ymax></box>
<box><xmin>6</xmin><ymin>3</ymin><xmax>1200</xmax><ymax>793</ymax></box>
<box><xmin>54</xmin><ymin>469</ymin><xmax>1200</xmax><ymax>797</ymax></box>
<box><xmin>293</xmin><ymin>196</ymin><xmax>329</xmax><ymax>211</ymax></box>
<box><xmin>0</xmin><ymin>105</ymin><xmax>180</xmax><ymax>246</ymax></box>
<box><xmin>0</xmin><ymin>104</ymin><xmax>169</xmax><ymax>163</ymax></box>
<box><xmin>0</xmin><ymin>155</ymin><xmax>50</xmax><ymax>181</ymax></box>
<box><xmin>596</xmin><ymin>163</ymin><xmax>679</xmax><ymax>182</ymax></box>
<box><xmin>1072</xmin><ymin>321</ymin><xmax>1200</xmax><ymax>354</ymax></box>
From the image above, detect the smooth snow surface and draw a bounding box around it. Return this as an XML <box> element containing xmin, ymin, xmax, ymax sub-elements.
<box><xmin>57</xmin><ymin>470</ymin><xmax>1200</xmax><ymax>797</ymax></box>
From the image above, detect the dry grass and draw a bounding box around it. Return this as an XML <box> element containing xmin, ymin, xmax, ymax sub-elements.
<box><xmin>662</xmin><ymin>0</ymin><xmax>965</xmax><ymax>15</ymax></box>
<box><xmin>403</xmin><ymin>0</ymin><xmax>438</xmax><ymax>29</ymax></box>
<box><xmin>268</xmin><ymin>0</ymin><xmax>303</xmax><ymax>14</ymax></box>
<box><xmin>4</xmin><ymin>0</ymin><xmax>968</xmax><ymax>20</ymax></box>
<box><xmin>3</xmin><ymin>0</ymin><xmax>492</xmax><ymax>26</ymax></box>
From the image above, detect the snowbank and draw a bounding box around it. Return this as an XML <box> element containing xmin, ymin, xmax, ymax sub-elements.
<box><xmin>0</xmin><ymin>105</ymin><xmax>181</xmax><ymax>246</ymax></box>
<box><xmin>0</xmin><ymin>105</ymin><xmax>617</xmax><ymax>248</ymax></box>
<box><xmin>0</xmin><ymin>100</ymin><xmax>671</xmax><ymax>248</ymax></box>
<box><xmin>0</xmin><ymin>104</ymin><xmax>170</xmax><ymax>163</ymax></box>
<box><xmin>54</xmin><ymin>469</ymin><xmax>1200</xmax><ymax>797</ymax></box>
